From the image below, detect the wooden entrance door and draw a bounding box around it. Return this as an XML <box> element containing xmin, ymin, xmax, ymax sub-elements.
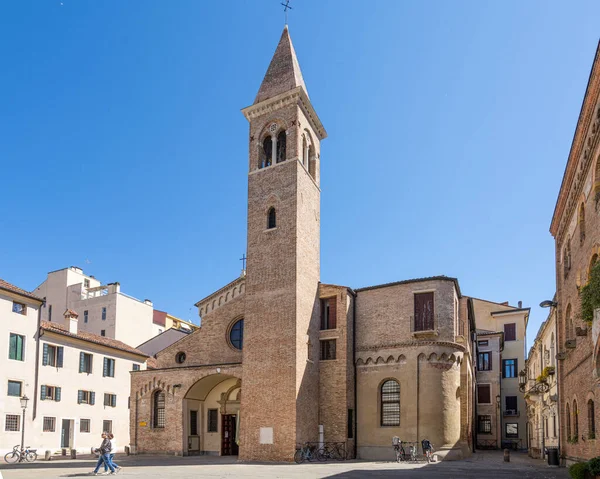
<box><xmin>221</xmin><ymin>414</ymin><xmax>238</xmax><ymax>456</ymax></box>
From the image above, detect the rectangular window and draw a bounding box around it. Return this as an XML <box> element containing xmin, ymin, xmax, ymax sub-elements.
<box><xmin>84</xmin><ymin>279</ymin><xmax>90</xmax><ymax>288</ymax></box>
<box><xmin>43</xmin><ymin>344</ymin><xmax>64</xmax><ymax>368</ymax></box>
<box><xmin>478</xmin><ymin>352</ymin><xmax>492</xmax><ymax>371</ymax></box>
<box><xmin>207</xmin><ymin>409</ymin><xmax>218</xmax><ymax>433</ymax></box>
<box><xmin>102</xmin><ymin>307</ymin><xmax>107</xmax><ymax>321</ymax></box>
<box><xmin>505</xmin><ymin>396</ymin><xmax>518</xmax><ymax>415</ymax></box>
<box><xmin>320</xmin><ymin>297</ymin><xmax>337</xmax><ymax>330</ymax></box>
<box><xmin>5</xmin><ymin>414</ymin><xmax>20</xmax><ymax>431</ymax></box>
<box><xmin>78</xmin><ymin>390</ymin><xmax>95</xmax><ymax>405</ymax></box>
<box><xmin>545</xmin><ymin>417</ymin><xmax>549</xmax><ymax>438</ymax></box>
<box><xmin>41</xmin><ymin>385</ymin><xmax>62</xmax><ymax>401</ymax></box>
<box><xmin>552</xmin><ymin>415</ymin><xmax>557</xmax><ymax>437</ymax></box>
<box><xmin>132</xmin><ymin>364</ymin><xmax>140</xmax><ymax>371</ymax></box>
<box><xmin>320</xmin><ymin>339</ymin><xmax>337</xmax><ymax>360</ymax></box>
<box><xmin>414</xmin><ymin>292</ymin><xmax>434</xmax><ymax>331</ymax></box>
<box><xmin>80</xmin><ymin>352</ymin><xmax>93</xmax><ymax>374</ymax></box>
<box><xmin>7</xmin><ymin>380</ymin><xmax>22</xmax><ymax>397</ymax></box>
<box><xmin>503</xmin><ymin>359</ymin><xmax>517</xmax><ymax>378</ymax></box>
<box><xmin>477</xmin><ymin>384</ymin><xmax>491</xmax><ymax>404</ymax></box>
<box><xmin>347</xmin><ymin>409</ymin><xmax>354</xmax><ymax>439</ymax></box>
<box><xmin>505</xmin><ymin>423</ymin><xmax>518</xmax><ymax>438</ymax></box>
<box><xmin>504</xmin><ymin>323</ymin><xmax>516</xmax><ymax>341</ymax></box>
<box><xmin>84</xmin><ymin>310</ymin><xmax>88</xmax><ymax>323</ymax></box>
<box><xmin>101</xmin><ymin>330</ymin><xmax>106</xmax><ymax>337</ymax></box>
<box><xmin>190</xmin><ymin>410</ymin><xmax>198</xmax><ymax>436</ymax></box>
<box><xmin>103</xmin><ymin>420</ymin><xmax>112</xmax><ymax>434</ymax></box>
<box><xmin>80</xmin><ymin>419</ymin><xmax>90</xmax><ymax>433</ymax></box>
<box><xmin>478</xmin><ymin>415</ymin><xmax>492</xmax><ymax>434</ymax></box>
<box><xmin>478</xmin><ymin>340</ymin><xmax>489</xmax><ymax>346</ymax></box>
<box><xmin>9</xmin><ymin>333</ymin><xmax>25</xmax><ymax>361</ymax></box>
<box><xmin>104</xmin><ymin>393</ymin><xmax>117</xmax><ymax>407</ymax></box>
<box><xmin>43</xmin><ymin>417</ymin><xmax>56</xmax><ymax>432</ymax></box>
<box><xmin>48</xmin><ymin>304</ymin><xmax>52</xmax><ymax>322</ymax></box>
<box><xmin>103</xmin><ymin>358</ymin><xmax>115</xmax><ymax>377</ymax></box>
<box><xmin>12</xmin><ymin>302</ymin><xmax>26</xmax><ymax>315</ymax></box>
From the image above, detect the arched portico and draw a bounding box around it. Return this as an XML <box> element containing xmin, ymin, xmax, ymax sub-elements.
<box><xmin>184</xmin><ymin>374</ymin><xmax>242</xmax><ymax>456</ymax></box>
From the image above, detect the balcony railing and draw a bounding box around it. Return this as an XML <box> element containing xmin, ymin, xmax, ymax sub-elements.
<box><xmin>410</xmin><ymin>313</ymin><xmax>439</xmax><ymax>335</ymax></box>
<box><xmin>503</xmin><ymin>410</ymin><xmax>520</xmax><ymax>417</ymax></box>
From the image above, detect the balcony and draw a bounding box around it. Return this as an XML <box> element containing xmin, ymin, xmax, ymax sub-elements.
<box><xmin>410</xmin><ymin>313</ymin><xmax>439</xmax><ymax>338</ymax></box>
<box><xmin>503</xmin><ymin>409</ymin><xmax>520</xmax><ymax>418</ymax></box>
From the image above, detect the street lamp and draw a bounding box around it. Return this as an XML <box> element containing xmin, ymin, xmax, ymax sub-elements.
<box><xmin>20</xmin><ymin>395</ymin><xmax>29</xmax><ymax>455</ymax></box>
<box><xmin>539</xmin><ymin>300</ymin><xmax>558</xmax><ymax>308</ymax></box>
<box><xmin>519</xmin><ymin>370</ymin><xmax>527</xmax><ymax>392</ymax></box>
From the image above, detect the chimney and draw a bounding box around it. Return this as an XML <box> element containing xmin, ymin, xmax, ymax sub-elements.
<box><xmin>64</xmin><ymin>309</ymin><xmax>79</xmax><ymax>334</ymax></box>
<box><xmin>144</xmin><ymin>299</ymin><xmax>153</xmax><ymax>306</ymax></box>
<box><xmin>518</xmin><ymin>301</ymin><xmax>522</xmax><ymax>308</ymax></box>
<box><xmin>501</xmin><ymin>301</ymin><xmax>509</xmax><ymax>306</ymax></box>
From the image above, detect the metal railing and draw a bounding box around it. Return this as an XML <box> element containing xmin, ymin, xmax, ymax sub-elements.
<box><xmin>476</xmin><ymin>439</ymin><xmax>498</xmax><ymax>450</ymax></box>
<box><xmin>410</xmin><ymin>314</ymin><xmax>439</xmax><ymax>333</ymax></box>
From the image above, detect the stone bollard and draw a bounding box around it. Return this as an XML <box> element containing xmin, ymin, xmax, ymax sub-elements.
<box><xmin>70</xmin><ymin>449</ymin><xmax>76</xmax><ymax>459</ymax></box>
<box><xmin>45</xmin><ymin>450</ymin><xmax>51</xmax><ymax>461</ymax></box>
<box><xmin>504</xmin><ymin>449</ymin><xmax>510</xmax><ymax>462</ymax></box>
<box><xmin>125</xmin><ymin>446</ymin><xmax>130</xmax><ymax>456</ymax></box>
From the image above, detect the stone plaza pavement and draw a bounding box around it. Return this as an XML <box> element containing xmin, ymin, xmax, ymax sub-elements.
<box><xmin>0</xmin><ymin>451</ymin><xmax>569</xmax><ymax>479</ymax></box>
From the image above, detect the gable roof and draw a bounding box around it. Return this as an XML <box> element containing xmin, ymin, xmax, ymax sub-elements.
<box><xmin>354</xmin><ymin>275</ymin><xmax>462</xmax><ymax>297</ymax></box>
<box><xmin>40</xmin><ymin>321</ymin><xmax>148</xmax><ymax>358</ymax></box>
<box><xmin>254</xmin><ymin>25</ymin><xmax>308</xmax><ymax>105</ymax></box>
<box><xmin>0</xmin><ymin>278</ymin><xmax>44</xmax><ymax>302</ymax></box>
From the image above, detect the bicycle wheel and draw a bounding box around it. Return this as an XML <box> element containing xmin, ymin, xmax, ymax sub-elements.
<box><xmin>293</xmin><ymin>449</ymin><xmax>305</xmax><ymax>464</ymax></box>
<box><xmin>334</xmin><ymin>445</ymin><xmax>346</xmax><ymax>461</ymax></box>
<box><xmin>25</xmin><ymin>451</ymin><xmax>37</xmax><ymax>462</ymax></box>
<box><xmin>4</xmin><ymin>451</ymin><xmax>20</xmax><ymax>464</ymax></box>
<box><xmin>307</xmin><ymin>448</ymin><xmax>317</xmax><ymax>462</ymax></box>
<box><xmin>316</xmin><ymin>447</ymin><xmax>328</xmax><ymax>462</ymax></box>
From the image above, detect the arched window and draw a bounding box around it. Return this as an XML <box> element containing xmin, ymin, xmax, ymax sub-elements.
<box><xmin>574</xmin><ymin>400</ymin><xmax>580</xmax><ymax>438</ymax></box>
<box><xmin>550</xmin><ymin>333</ymin><xmax>555</xmax><ymax>367</ymax></box>
<box><xmin>308</xmin><ymin>145</ymin><xmax>316</xmax><ymax>180</ymax></box>
<box><xmin>588</xmin><ymin>400</ymin><xmax>596</xmax><ymax>438</ymax></box>
<box><xmin>229</xmin><ymin>318</ymin><xmax>244</xmax><ymax>350</ymax></box>
<box><xmin>566</xmin><ymin>403</ymin><xmax>571</xmax><ymax>439</ymax></box>
<box><xmin>579</xmin><ymin>203</ymin><xmax>586</xmax><ymax>244</ymax></box>
<box><xmin>564</xmin><ymin>238</ymin><xmax>572</xmax><ymax>278</ymax></box>
<box><xmin>276</xmin><ymin>131</ymin><xmax>286</xmax><ymax>163</ymax></box>
<box><xmin>262</xmin><ymin>137</ymin><xmax>273</xmax><ymax>168</ymax></box>
<box><xmin>380</xmin><ymin>379</ymin><xmax>400</xmax><ymax>426</ymax></box>
<box><xmin>302</xmin><ymin>135</ymin><xmax>308</xmax><ymax>168</ymax></box>
<box><xmin>267</xmin><ymin>207</ymin><xmax>276</xmax><ymax>229</ymax></box>
<box><xmin>153</xmin><ymin>390</ymin><xmax>165</xmax><ymax>429</ymax></box>
<box><xmin>566</xmin><ymin>304</ymin><xmax>573</xmax><ymax>340</ymax></box>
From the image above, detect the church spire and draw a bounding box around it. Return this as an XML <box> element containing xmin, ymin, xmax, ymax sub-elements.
<box><xmin>254</xmin><ymin>26</ymin><xmax>308</xmax><ymax>105</ymax></box>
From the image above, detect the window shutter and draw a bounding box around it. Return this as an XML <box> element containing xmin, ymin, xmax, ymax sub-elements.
<box><xmin>329</xmin><ymin>298</ymin><xmax>337</xmax><ymax>329</ymax></box>
<box><xmin>111</xmin><ymin>360</ymin><xmax>115</xmax><ymax>377</ymax></box>
<box><xmin>112</xmin><ymin>395</ymin><xmax>116</xmax><ymax>407</ymax></box>
<box><xmin>103</xmin><ymin>358</ymin><xmax>108</xmax><ymax>377</ymax></box>
<box><xmin>502</xmin><ymin>361</ymin><xmax>506</xmax><ymax>379</ymax></box>
<box><xmin>42</xmin><ymin>344</ymin><xmax>49</xmax><ymax>366</ymax></box>
<box><xmin>57</xmin><ymin>347</ymin><xmax>64</xmax><ymax>368</ymax></box>
<box><xmin>78</xmin><ymin>390</ymin><xmax>83</xmax><ymax>404</ymax></box>
<box><xmin>320</xmin><ymin>300</ymin><xmax>326</xmax><ymax>330</ymax></box>
<box><xmin>90</xmin><ymin>392</ymin><xmax>95</xmax><ymax>405</ymax></box>
<box><xmin>79</xmin><ymin>352</ymin><xmax>85</xmax><ymax>373</ymax></box>
<box><xmin>55</xmin><ymin>387</ymin><xmax>61</xmax><ymax>402</ymax></box>
<box><xmin>41</xmin><ymin>385</ymin><xmax>47</xmax><ymax>400</ymax></box>
<box><xmin>104</xmin><ymin>393</ymin><xmax>108</xmax><ymax>406</ymax></box>
<box><xmin>9</xmin><ymin>334</ymin><xmax>16</xmax><ymax>359</ymax></box>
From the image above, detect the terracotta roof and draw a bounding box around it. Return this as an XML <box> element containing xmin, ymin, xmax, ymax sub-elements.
<box><xmin>354</xmin><ymin>275</ymin><xmax>462</xmax><ymax>297</ymax></box>
<box><xmin>64</xmin><ymin>309</ymin><xmax>79</xmax><ymax>317</ymax></box>
<box><xmin>146</xmin><ymin>357</ymin><xmax>158</xmax><ymax>369</ymax></box>
<box><xmin>40</xmin><ymin>321</ymin><xmax>148</xmax><ymax>358</ymax></box>
<box><xmin>0</xmin><ymin>278</ymin><xmax>43</xmax><ymax>302</ymax></box>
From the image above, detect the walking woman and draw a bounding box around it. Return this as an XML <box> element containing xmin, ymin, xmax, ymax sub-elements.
<box><xmin>91</xmin><ymin>432</ymin><xmax>115</xmax><ymax>475</ymax></box>
<box><xmin>103</xmin><ymin>433</ymin><xmax>122</xmax><ymax>474</ymax></box>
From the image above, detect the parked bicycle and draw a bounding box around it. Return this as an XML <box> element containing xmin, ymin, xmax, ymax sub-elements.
<box><xmin>392</xmin><ymin>436</ymin><xmax>406</xmax><ymax>462</ymax></box>
<box><xmin>318</xmin><ymin>442</ymin><xmax>346</xmax><ymax>461</ymax></box>
<box><xmin>294</xmin><ymin>443</ymin><xmax>318</xmax><ymax>463</ymax></box>
<box><xmin>4</xmin><ymin>445</ymin><xmax>38</xmax><ymax>464</ymax></box>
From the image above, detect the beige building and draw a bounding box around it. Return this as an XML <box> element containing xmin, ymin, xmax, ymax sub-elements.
<box><xmin>549</xmin><ymin>40</ymin><xmax>600</xmax><ymax>465</ymax></box>
<box><xmin>34</xmin><ymin>266</ymin><xmax>163</xmax><ymax>346</ymax></box>
<box><xmin>525</xmin><ymin>304</ymin><xmax>558</xmax><ymax>460</ymax></box>
<box><xmin>471</xmin><ymin>298</ymin><xmax>529</xmax><ymax>450</ymax></box>
<box><xmin>126</xmin><ymin>26</ymin><xmax>502</xmax><ymax>462</ymax></box>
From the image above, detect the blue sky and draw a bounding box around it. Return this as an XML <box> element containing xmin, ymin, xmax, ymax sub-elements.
<box><xmin>1</xmin><ymin>1</ymin><xmax>599</xmax><ymax>350</ymax></box>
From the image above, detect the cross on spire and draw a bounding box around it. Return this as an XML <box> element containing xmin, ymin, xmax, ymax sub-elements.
<box><xmin>281</xmin><ymin>0</ymin><xmax>292</xmax><ymax>24</ymax></box>
<box><xmin>239</xmin><ymin>253</ymin><xmax>247</xmax><ymax>272</ymax></box>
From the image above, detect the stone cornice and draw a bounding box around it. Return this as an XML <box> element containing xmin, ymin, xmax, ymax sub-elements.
<box><xmin>195</xmin><ymin>275</ymin><xmax>245</xmax><ymax>316</ymax></box>
<box><xmin>551</xmin><ymin>41</ymin><xmax>600</xmax><ymax>239</ymax></box>
<box><xmin>242</xmin><ymin>86</ymin><xmax>327</xmax><ymax>140</ymax></box>
<box><xmin>356</xmin><ymin>340</ymin><xmax>466</xmax><ymax>353</ymax></box>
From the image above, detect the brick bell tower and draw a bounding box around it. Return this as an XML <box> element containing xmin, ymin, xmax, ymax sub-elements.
<box><xmin>239</xmin><ymin>25</ymin><xmax>327</xmax><ymax>461</ymax></box>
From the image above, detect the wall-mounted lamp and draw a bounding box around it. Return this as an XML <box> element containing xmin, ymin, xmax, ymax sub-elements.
<box><xmin>539</xmin><ymin>300</ymin><xmax>558</xmax><ymax>308</ymax></box>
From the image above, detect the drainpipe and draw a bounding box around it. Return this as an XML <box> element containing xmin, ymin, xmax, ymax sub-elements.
<box><xmin>33</xmin><ymin>301</ymin><xmax>45</xmax><ymax>420</ymax></box>
<box><xmin>352</xmin><ymin>292</ymin><xmax>357</xmax><ymax>460</ymax></box>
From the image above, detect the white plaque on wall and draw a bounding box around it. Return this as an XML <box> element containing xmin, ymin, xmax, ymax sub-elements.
<box><xmin>259</xmin><ymin>427</ymin><xmax>274</xmax><ymax>444</ymax></box>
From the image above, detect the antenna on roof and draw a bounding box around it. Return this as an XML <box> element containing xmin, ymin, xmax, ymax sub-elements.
<box><xmin>281</xmin><ymin>0</ymin><xmax>292</xmax><ymax>25</ymax></box>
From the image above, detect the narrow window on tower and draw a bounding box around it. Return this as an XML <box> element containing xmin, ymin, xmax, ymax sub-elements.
<box><xmin>276</xmin><ymin>131</ymin><xmax>286</xmax><ymax>163</ymax></box>
<box><xmin>267</xmin><ymin>208</ymin><xmax>276</xmax><ymax>229</ymax></box>
<box><xmin>262</xmin><ymin>137</ymin><xmax>272</xmax><ymax>168</ymax></box>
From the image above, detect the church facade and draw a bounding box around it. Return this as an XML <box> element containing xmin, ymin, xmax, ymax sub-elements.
<box><xmin>130</xmin><ymin>27</ymin><xmax>490</xmax><ymax>462</ymax></box>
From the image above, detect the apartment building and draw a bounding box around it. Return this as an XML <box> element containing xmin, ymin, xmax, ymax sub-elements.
<box><xmin>472</xmin><ymin>298</ymin><xmax>529</xmax><ymax>450</ymax></box>
<box><xmin>34</xmin><ymin>266</ymin><xmax>162</xmax><ymax>347</ymax></box>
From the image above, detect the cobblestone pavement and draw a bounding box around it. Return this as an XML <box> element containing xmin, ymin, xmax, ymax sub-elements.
<box><xmin>0</xmin><ymin>451</ymin><xmax>569</xmax><ymax>479</ymax></box>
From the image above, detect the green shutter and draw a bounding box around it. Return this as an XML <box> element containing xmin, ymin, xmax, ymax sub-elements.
<box><xmin>78</xmin><ymin>390</ymin><xmax>83</xmax><ymax>404</ymax></box>
<box><xmin>41</xmin><ymin>385</ymin><xmax>47</xmax><ymax>400</ymax></box>
<box><xmin>90</xmin><ymin>392</ymin><xmax>95</xmax><ymax>405</ymax></box>
<box><xmin>16</xmin><ymin>335</ymin><xmax>23</xmax><ymax>361</ymax></box>
<box><xmin>112</xmin><ymin>395</ymin><xmax>116</xmax><ymax>407</ymax></box>
<box><xmin>103</xmin><ymin>358</ymin><xmax>108</xmax><ymax>377</ymax></box>
<box><xmin>9</xmin><ymin>334</ymin><xmax>16</xmax><ymax>359</ymax></box>
<box><xmin>57</xmin><ymin>347</ymin><xmax>64</xmax><ymax>368</ymax></box>
<box><xmin>55</xmin><ymin>387</ymin><xmax>61</xmax><ymax>402</ymax></box>
<box><xmin>42</xmin><ymin>344</ymin><xmax>48</xmax><ymax>366</ymax></box>
<box><xmin>79</xmin><ymin>352</ymin><xmax>85</xmax><ymax>373</ymax></box>
<box><xmin>111</xmin><ymin>360</ymin><xmax>115</xmax><ymax>377</ymax></box>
